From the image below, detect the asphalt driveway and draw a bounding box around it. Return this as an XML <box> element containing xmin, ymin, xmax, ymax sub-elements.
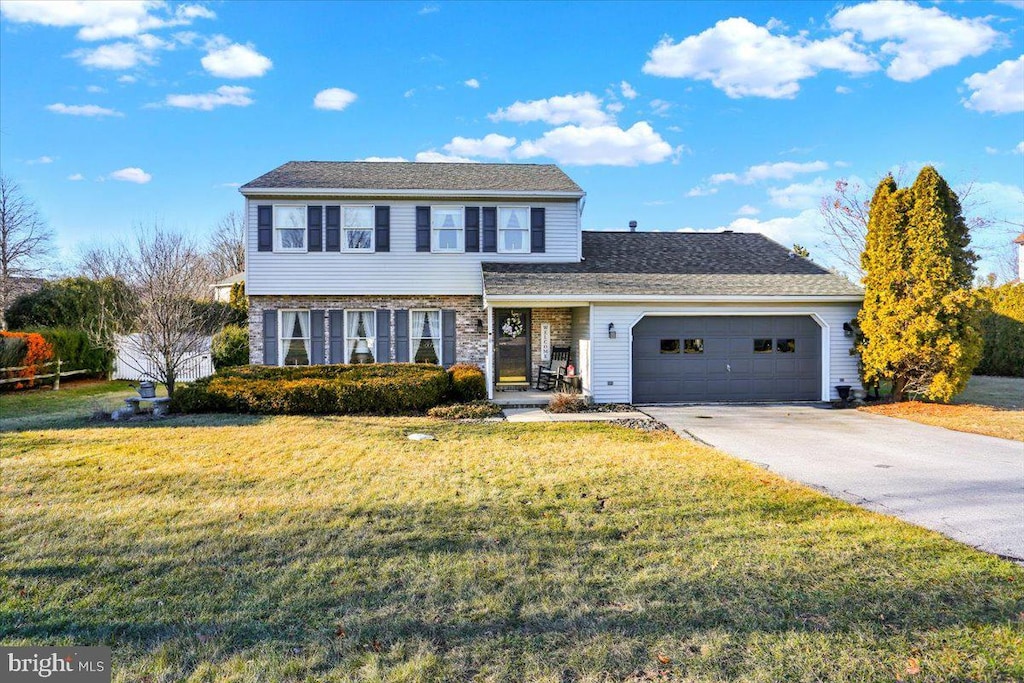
<box><xmin>643</xmin><ymin>404</ymin><xmax>1024</xmax><ymax>561</ymax></box>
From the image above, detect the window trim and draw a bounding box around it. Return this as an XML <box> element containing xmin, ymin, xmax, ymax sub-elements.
<box><xmin>341</xmin><ymin>205</ymin><xmax>375</xmax><ymax>253</ymax></box>
<box><xmin>409</xmin><ymin>308</ymin><xmax>443</xmax><ymax>365</ymax></box>
<box><xmin>344</xmin><ymin>309</ymin><xmax>377</xmax><ymax>363</ymax></box>
<box><xmin>273</xmin><ymin>204</ymin><xmax>307</xmax><ymax>253</ymax></box>
<box><xmin>430</xmin><ymin>205</ymin><xmax>465</xmax><ymax>253</ymax></box>
<box><xmin>497</xmin><ymin>206</ymin><xmax>530</xmax><ymax>254</ymax></box>
<box><xmin>278</xmin><ymin>308</ymin><xmax>311</xmax><ymax>366</ymax></box>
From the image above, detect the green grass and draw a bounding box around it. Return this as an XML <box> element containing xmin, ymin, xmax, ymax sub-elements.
<box><xmin>955</xmin><ymin>375</ymin><xmax>1024</xmax><ymax>410</ymax></box>
<box><xmin>0</xmin><ymin>379</ymin><xmax>136</xmax><ymax>421</ymax></box>
<box><xmin>1</xmin><ymin>392</ymin><xmax>1021</xmax><ymax>681</ymax></box>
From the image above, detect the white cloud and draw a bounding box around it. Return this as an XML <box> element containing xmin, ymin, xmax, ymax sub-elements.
<box><xmin>985</xmin><ymin>146</ymin><xmax>1000</xmax><ymax>155</ymax></box>
<box><xmin>46</xmin><ymin>102</ymin><xmax>123</xmax><ymax>117</ymax></box>
<box><xmin>1016</xmin><ymin>141</ymin><xmax>1024</xmax><ymax>155</ymax></box>
<box><xmin>489</xmin><ymin>92</ymin><xmax>611</xmax><ymax>127</ymax></box>
<box><xmin>0</xmin><ymin>1</ymin><xmax>214</xmax><ymax>41</ymax></box>
<box><xmin>72</xmin><ymin>41</ymin><xmax>155</xmax><ymax>69</ymax></box>
<box><xmin>514</xmin><ymin>122</ymin><xmax>674</xmax><ymax>166</ymax></box>
<box><xmin>735</xmin><ymin>204</ymin><xmax>760</xmax><ymax>216</ymax></box>
<box><xmin>109</xmin><ymin>167</ymin><xmax>151</xmax><ymax>184</ymax></box>
<box><xmin>85</xmin><ymin>84</ymin><xmax>106</xmax><ymax>93</ymax></box>
<box><xmin>728</xmin><ymin>209</ymin><xmax>824</xmax><ymax>253</ymax></box>
<box><xmin>27</xmin><ymin>155</ymin><xmax>54</xmax><ymax>165</ymax></box>
<box><xmin>201</xmin><ymin>42</ymin><xmax>272</xmax><ymax>78</ymax></box>
<box><xmin>831</xmin><ymin>1</ymin><xmax>1000</xmax><ymax>82</ymax></box>
<box><xmin>414</xmin><ymin>151</ymin><xmax>477</xmax><ymax>163</ymax></box>
<box><xmin>313</xmin><ymin>87</ymin><xmax>357</xmax><ymax>111</ymax></box>
<box><xmin>117</xmin><ymin>74</ymin><xmax>137</xmax><ymax>83</ymax></box>
<box><xmin>963</xmin><ymin>56</ymin><xmax>1024</xmax><ymax>114</ymax></box>
<box><xmin>67</xmin><ymin>173</ymin><xmax>85</xmax><ymax>181</ymax></box>
<box><xmin>403</xmin><ymin>88</ymin><xmax>416</xmax><ymax>98</ymax></box>
<box><xmin>642</xmin><ymin>17</ymin><xmax>877</xmax><ymax>99</ymax></box>
<box><xmin>443</xmin><ymin>134</ymin><xmax>517</xmax><ymax>159</ymax></box>
<box><xmin>649</xmin><ymin>98</ymin><xmax>671</xmax><ymax>116</ymax></box>
<box><xmin>710</xmin><ymin>160</ymin><xmax>829</xmax><ymax>185</ymax></box>
<box><xmin>767</xmin><ymin>177</ymin><xmax>832</xmax><ymax>209</ymax></box>
<box><xmin>216</xmin><ymin>182</ymin><xmax>241</xmax><ymax>188</ymax></box>
<box><xmin>620</xmin><ymin>80</ymin><xmax>637</xmax><ymax>99</ymax></box>
<box><xmin>643</xmin><ymin>199</ymin><xmax>672</xmax><ymax>206</ymax></box>
<box><xmin>835</xmin><ymin>85</ymin><xmax>852</xmax><ymax>94</ymax></box>
<box><xmin>161</xmin><ymin>85</ymin><xmax>254</xmax><ymax>110</ymax></box>
<box><xmin>418</xmin><ymin>4</ymin><xmax>440</xmax><ymax>15</ymax></box>
<box><xmin>359</xmin><ymin>156</ymin><xmax>410</xmax><ymax>162</ymax></box>
<box><xmin>464</xmin><ymin>78</ymin><xmax>480</xmax><ymax>89</ymax></box>
<box><xmin>686</xmin><ymin>186</ymin><xmax>718</xmax><ymax>197</ymax></box>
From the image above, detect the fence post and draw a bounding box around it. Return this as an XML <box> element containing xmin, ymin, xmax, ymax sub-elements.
<box><xmin>54</xmin><ymin>358</ymin><xmax>61</xmax><ymax>391</ymax></box>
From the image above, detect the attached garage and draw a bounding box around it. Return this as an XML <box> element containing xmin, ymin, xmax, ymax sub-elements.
<box><xmin>632</xmin><ymin>315</ymin><xmax>822</xmax><ymax>403</ymax></box>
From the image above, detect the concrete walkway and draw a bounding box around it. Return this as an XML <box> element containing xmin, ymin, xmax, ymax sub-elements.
<box><xmin>504</xmin><ymin>408</ymin><xmax>650</xmax><ymax>423</ymax></box>
<box><xmin>644</xmin><ymin>404</ymin><xmax>1024</xmax><ymax>561</ymax></box>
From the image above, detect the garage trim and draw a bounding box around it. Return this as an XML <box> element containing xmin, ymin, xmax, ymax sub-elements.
<box><xmin>627</xmin><ymin>309</ymin><xmax>831</xmax><ymax>403</ymax></box>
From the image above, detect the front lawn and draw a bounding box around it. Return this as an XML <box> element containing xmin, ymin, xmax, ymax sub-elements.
<box><xmin>1</xmin><ymin>405</ymin><xmax>1021</xmax><ymax>680</ymax></box>
<box><xmin>861</xmin><ymin>401</ymin><xmax>1024</xmax><ymax>442</ymax></box>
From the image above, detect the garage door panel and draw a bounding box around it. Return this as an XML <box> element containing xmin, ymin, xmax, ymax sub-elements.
<box><xmin>632</xmin><ymin>315</ymin><xmax>822</xmax><ymax>402</ymax></box>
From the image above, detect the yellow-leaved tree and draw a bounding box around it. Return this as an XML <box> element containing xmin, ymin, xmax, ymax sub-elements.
<box><xmin>857</xmin><ymin>167</ymin><xmax>982</xmax><ymax>402</ymax></box>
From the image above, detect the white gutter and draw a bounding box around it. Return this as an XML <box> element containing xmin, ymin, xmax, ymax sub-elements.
<box><xmin>240</xmin><ymin>188</ymin><xmax>586</xmax><ymax>199</ymax></box>
<box><xmin>483</xmin><ymin>293</ymin><xmax>864</xmax><ymax>305</ymax></box>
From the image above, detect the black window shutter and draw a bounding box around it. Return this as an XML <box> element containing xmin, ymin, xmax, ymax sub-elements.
<box><xmin>262</xmin><ymin>309</ymin><xmax>278</xmax><ymax>365</ymax></box>
<box><xmin>257</xmin><ymin>205</ymin><xmax>273</xmax><ymax>252</ymax></box>
<box><xmin>325</xmin><ymin>206</ymin><xmax>341</xmax><ymax>252</ymax></box>
<box><xmin>310</xmin><ymin>310</ymin><xmax>325</xmax><ymax>364</ymax></box>
<box><xmin>530</xmin><ymin>207</ymin><xmax>546</xmax><ymax>253</ymax></box>
<box><xmin>376</xmin><ymin>309</ymin><xmax>391</xmax><ymax>362</ymax></box>
<box><xmin>375</xmin><ymin>206</ymin><xmax>390</xmax><ymax>252</ymax></box>
<box><xmin>394</xmin><ymin>309</ymin><xmax>410</xmax><ymax>362</ymax></box>
<box><xmin>482</xmin><ymin>207</ymin><xmax>497</xmax><ymax>252</ymax></box>
<box><xmin>465</xmin><ymin>207</ymin><xmax>480</xmax><ymax>253</ymax></box>
<box><xmin>415</xmin><ymin>206</ymin><xmax>431</xmax><ymax>252</ymax></box>
<box><xmin>307</xmin><ymin>206</ymin><xmax>323</xmax><ymax>252</ymax></box>
<box><xmin>328</xmin><ymin>310</ymin><xmax>344</xmax><ymax>363</ymax></box>
<box><xmin>441</xmin><ymin>310</ymin><xmax>457</xmax><ymax>368</ymax></box>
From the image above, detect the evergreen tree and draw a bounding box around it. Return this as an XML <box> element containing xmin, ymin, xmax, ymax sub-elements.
<box><xmin>857</xmin><ymin>167</ymin><xmax>982</xmax><ymax>402</ymax></box>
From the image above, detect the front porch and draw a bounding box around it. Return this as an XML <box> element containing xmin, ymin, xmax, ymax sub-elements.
<box><xmin>485</xmin><ymin>304</ymin><xmax>591</xmax><ymax>401</ymax></box>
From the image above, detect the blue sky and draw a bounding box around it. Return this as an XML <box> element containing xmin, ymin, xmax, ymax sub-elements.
<box><xmin>1</xmin><ymin>0</ymin><xmax>1022</xmax><ymax>277</ymax></box>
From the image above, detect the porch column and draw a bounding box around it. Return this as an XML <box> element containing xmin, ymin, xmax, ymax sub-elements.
<box><xmin>485</xmin><ymin>304</ymin><xmax>494</xmax><ymax>400</ymax></box>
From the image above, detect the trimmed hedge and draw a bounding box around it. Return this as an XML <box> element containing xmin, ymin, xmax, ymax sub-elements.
<box><xmin>428</xmin><ymin>400</ymin><xmax>502</xmax><ymax>420</ymax></box>
<box><xmin>447</xmin><ymin>363</ymin><xmax>486</xmax><ymax>402</ymax></box>
<box><xmin>171</xmin><ymin>363</ymin><xmax>451</xmax><ymax>415</ymax></box>
<box><xmin>212</xmin><ymin>324</ymin><xmax>249</xmax><ymax>369</ymax></box>
<box><xmin>975</xmin><ymin>283</ymin><xmax>1024</xmax><ymax>377</ymax></box>
<box><xmin>32</xmin><ymin>327</ymin><xmax>112</xmax><ymax>374</ymax></box>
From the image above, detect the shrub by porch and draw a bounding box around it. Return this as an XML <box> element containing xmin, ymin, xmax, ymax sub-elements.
<box><xmin>171</xmin><ymin>363</ymin><xmax>484</xmax><ymax>415</ymax></box>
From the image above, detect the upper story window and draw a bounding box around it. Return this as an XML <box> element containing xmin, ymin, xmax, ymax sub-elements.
<box><xmin>280</xmin><ymin>310</ymin><xmax>311</xmax><ymax>365</ymax></box>
<box><xmin>343</xmin><ymin>206</ymin><xmax>374</xmax><ymax>251</ymax></box>
<box><xmin>498</xmin><ymin>207</ymin><xmax>529</xmax><ymax>253</ymax></box>
<box><xmin>432</xmin><ymin>207</ymin><xmax>464</xmax><ymax>253</ymax></box>
<box><xmin>274</xmin><ymin>206</ymin><xmax>306</xmax><ymax>252</ymax></box>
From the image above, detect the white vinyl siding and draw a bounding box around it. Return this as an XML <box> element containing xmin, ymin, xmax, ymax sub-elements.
<box><xmin>588</xmin><ymin>302</ymin><xmax>862</xmax><ymax>404</ymax></box>
<box><xmin>246</xmin><ymin>198</ymin><xmax>581</xmax><ymax>295</ymax></box>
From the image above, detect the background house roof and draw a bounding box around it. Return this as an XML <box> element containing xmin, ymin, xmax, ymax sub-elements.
<box><xmin>483</xmin><ymin>231</ymin><xmax>864</xmax><ymax>297</ymax></box>
<box><xmin>241</xmin><ymin>161</ymin><xmax>584</xmax><ymax>194</ymax></box>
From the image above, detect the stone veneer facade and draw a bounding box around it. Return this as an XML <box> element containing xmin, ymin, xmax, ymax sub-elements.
<box><xmin>249</xmin><ymin>295</ymin><xmax>489</xmax><ymax>367</ymax></box>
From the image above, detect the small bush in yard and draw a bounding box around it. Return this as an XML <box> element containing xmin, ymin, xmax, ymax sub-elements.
<box><xmin>428</xmin><ymin>400</ymin><xmax>503</xmax><ymax>420</ymax></box>
<box><xmin>0</xmin><ymin>331</ymin><xmax>54</xmax><ymax>389</ymax></box>
<box><xmin>171</xmin><ymin>363</ymin><xmax>450</xmax><ymax>415</ymax></box>
<box><xmin>548</xmin><ymin>392</ymin><xmax>588</xmax><ymax>413</ymax></box>
<box><xmin>211</xmin><ymin>324</ymin><xmax>249</xmax><ymax>369</ymax></box>
<box><xmin>447</xmin><ymin>363</ymin><xmax>486</xmax><ymax>401</ymax></box>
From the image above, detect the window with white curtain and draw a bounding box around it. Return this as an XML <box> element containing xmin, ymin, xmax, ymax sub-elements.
<box><xmin>410</xmin><ymin>310</ymin><xmax>441</xmax><ymax>364</ymax></box>
<box><xmin>431</xmin><ymin>207</ymin><xmax>464</xmax><ymax>252</ymax></box>
<box><xmin>345</xmin><ymin>310</ymin><xmax>376</xmax><ymax>363</ymax></box>
<box><xmin>343</xmin><ymin>206</ymin><xmax>373</xmax><ymax>251</ymax></box>
<box><xmin>274</xmin><ymin>206</ymin><xmax>306</xmax><ymax>252</ymax></box>
<box><xmin>498</xmin><ymin>207</ymin><xmax>529</xmax><ymax>253</ymax></box>
<box><xmin>280</xmin><ymin>310</ymin><xmax>311</xmax><ymax>365</ymax></box>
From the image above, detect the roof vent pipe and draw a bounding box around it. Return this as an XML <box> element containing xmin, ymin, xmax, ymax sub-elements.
<box><xmin>628</xmin><ymin>220</ymin><xmax>637</xmax><ymax>232</ymax></box>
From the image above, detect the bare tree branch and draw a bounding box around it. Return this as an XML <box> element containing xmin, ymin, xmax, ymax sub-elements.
<box><xmin>206</xmin><ymin>211</ymin><xmax>245</xmax><ymax>280</ymax></box>
<box><xmin>0</xmin><ymin>175</ymin><xmax>54</xmax><ymax>328</ymax></box>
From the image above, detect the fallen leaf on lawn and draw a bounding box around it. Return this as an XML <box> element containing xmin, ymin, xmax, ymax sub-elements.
<box><xmin>335</xmin><ymin>626</ymin><xmax>346</xmax><ymax>638</ymax></box>
<box><xmin>656</xmin><ymin>653</ymin><xmax>671</xmax><ymax>665</ymax></box>
<box><xmin>906</xmin><ymin>658</ymin><xmax>921</xmax><ymax>675</ymax></box>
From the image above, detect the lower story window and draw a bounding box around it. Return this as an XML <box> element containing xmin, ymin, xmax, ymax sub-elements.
<box><xmin>346</xmin><ymin>310</ymin><xmax>376</xmax><ymax>363</ymax></box>
<box><xmin>280</xmin><ymin>310</ymin><xmax>311</xmax><ymax>365</ymax></box>
<box><xmin>411</xmin><ymin>309</ymin><xmax>441</xmax><ymax>364</ymax></box>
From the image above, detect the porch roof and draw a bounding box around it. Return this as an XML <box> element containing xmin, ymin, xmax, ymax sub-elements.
<box><xmin>482</xmin><ymin>231</ymin><xmax>863</xmax><ymax>299</ymax></box>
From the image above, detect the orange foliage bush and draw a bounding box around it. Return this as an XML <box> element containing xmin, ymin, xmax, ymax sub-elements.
<box><xmin>0</xmin><ymin>330</ymin><xmax>55</xmax><ymax>389</ymax></box>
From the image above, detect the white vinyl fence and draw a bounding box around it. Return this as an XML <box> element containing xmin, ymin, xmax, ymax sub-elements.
<box><xmin>113</xmin><ymin>334</ymin><xmax>214</xmax><ymax>382</ymax></box>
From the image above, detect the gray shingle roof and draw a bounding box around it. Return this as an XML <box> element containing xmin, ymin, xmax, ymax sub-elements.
<box><xmin>242</xmin><ymin>161</ymin><xmax>583</xmax><ymax>193</ymax></box>
<box><xmin>483</xmin><ymin>231</ymin><xmax>863</xmax><ymax>297</ymax></box>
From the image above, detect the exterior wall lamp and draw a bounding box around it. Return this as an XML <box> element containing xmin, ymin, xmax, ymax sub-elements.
<box><xmin>608</xmin><ymin>323</ymin><xmax>616</xmax><ymax>339</ymax></box>
<box><xmin>476</xmin><ymin>318</ymin><xmax>484</xmax><ymax>331</ymax></box>
<box><xmin>842</xmin><ymin>322</ymin><xmax>854</xmax><ymax>337</ymax></box>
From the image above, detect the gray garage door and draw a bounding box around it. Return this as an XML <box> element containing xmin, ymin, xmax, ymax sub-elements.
<box><xmin>632</xmin><ymin>316</ymin><xmax>821</xmax><ymax>403</ymax></box>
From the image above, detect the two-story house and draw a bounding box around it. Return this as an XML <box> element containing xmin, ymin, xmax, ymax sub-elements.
<box><xmin>241</xmin><ymin>161</ymin><xmax>864</xmax><ymax>403</ymax></box>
